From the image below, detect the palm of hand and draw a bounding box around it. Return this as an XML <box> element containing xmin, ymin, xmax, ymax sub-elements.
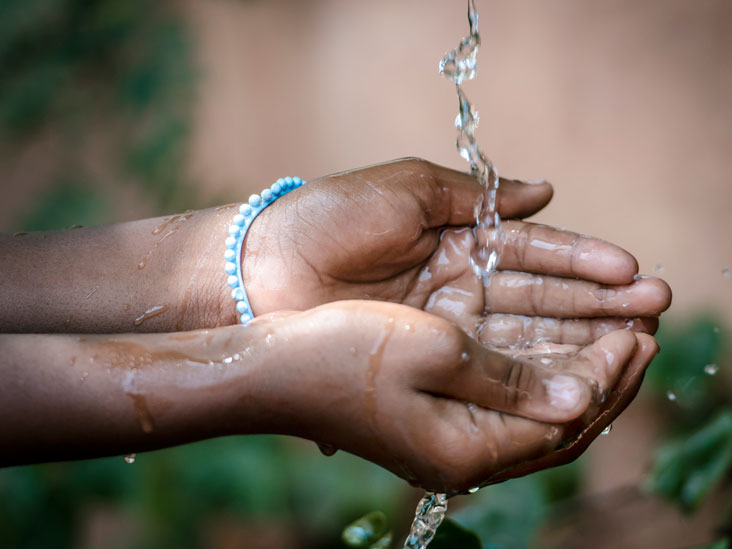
<box><xmin>244</xmin><ymin>158</ymin><xmax>669</xmax><ymax>350</ymax></box>
<box><xmin>242</xmin><ymin>159</ymin><xmax>671</xmax><ymax>491</ymax></box>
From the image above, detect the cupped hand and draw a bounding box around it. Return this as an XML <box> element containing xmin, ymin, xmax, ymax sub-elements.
<box><xmin>254</xmin><ymin>300</ymin><xmax>659</xmax><ymax>495</ymax></box>
<box><xmin>240</xmin><ymin>158</ymin><xmax>671</xmax><ymax>346</ymax></box>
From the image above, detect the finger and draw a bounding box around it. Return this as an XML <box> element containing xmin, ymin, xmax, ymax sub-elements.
<box><xmin>420</xmin><ymin>161</ymin><xmax>554</xmax><ymax>226</ymax></box>
<box><xmin>484</xmin><ymin>272</ymin><xmax>672</xmax><ymax>318</ymax></box>
<box><xmin>500</xmin><ymin>221</ymin><xmax>639</xmax><ymax>285</ymax></box>
<box><xmin>554</xmin><ymin>329</ymin><xmax>639</xmax><ymax>401</ymax></box>
<box><xmin>418</xmin><ymin>343</ymin><xmax>594</xmax><ymax>424</ymax></box>
<box><xmin>479</xmin><ymin>314</ymin><xmax>658</xmax><ymax>347</ymax></box>
<box><xmin>424</xmin><ymin>396</ymin><xmax>562</xmax><ymax>493</ymax></box>
<box><xmin>483</xmin><ymin>332</ymin><xmax>659</xmax><ymax>485</ymax></box>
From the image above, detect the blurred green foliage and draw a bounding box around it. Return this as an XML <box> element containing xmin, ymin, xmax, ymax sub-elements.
<box><xmin>0</xmin><ymin>437</ymin><xmax>407</xmax><ymax>548</ymax></box>
<box><xmin>19</xmin><ymin>178</ymin><xmax>108</xmax><ymax>232</ymax></box>
<box><xmin>3</xmin><ymin>1</ymin><xmax>732</xmax><ymax>547</ymax></box>
<box><xmin>1</xmin><ymin>0</ymin><xmax>197</xmax><ymax>224</ymax></box>
<box><xmin>342</xmin><ymin>462</ymin><xmax>580</xmax><ymax>549</ymax></box>
<box><xmin>643</xmin><ymin>315</ymin><xmax>731</xmax><ymax>511</ymax></box>
<box><xmin>645</xmin><ymin>315</ymin><xmax>726</xmax><ymax>430</ymax></box>
<box><xmin>649</xmin><ymin>410</ymin><xmax>732</xmax><ymax>512</ymax></box>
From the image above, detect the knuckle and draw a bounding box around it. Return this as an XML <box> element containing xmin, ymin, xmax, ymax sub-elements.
<box><xmin>527</xmin><ymin>274</ymin><xmax>546</xmax><ymax>315</ymax></box>
<box><xmin>502</xmin><ymin>359</ymin><xmax>535</xmax><ymax>408</ymax></box>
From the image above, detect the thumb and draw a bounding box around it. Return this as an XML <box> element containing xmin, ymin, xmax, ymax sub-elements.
<box><xmin>423</xmin><ymin>161</ymin><xmax>554</xmax><ymax>226</ymax></box>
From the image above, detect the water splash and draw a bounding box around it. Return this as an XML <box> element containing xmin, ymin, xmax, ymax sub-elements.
<box><xmin>123</xmin><ymin>453</ymin><xmax>136</xmax><ymax>464</ymax></box>
<box><xmin>404</xmin><ymin>4</ymin><xmax>496</xmax><ymax>547</ymax></box>
<box><xmin>440</xmin><ymin>0</ymin><xmax>505</xmax><ymax>282</ymax></box>
<box><xmin>601</xmin><ymin>423</ymin><xmax>613</xmax><ymax>436</ymax></box>
<box><xmin>704</xmin><ymin>364</ymin><xmax>719</xmax><ymax>376</ymax></box>
<box><xmin>666</xmin><ymin>390</ymin><xmax>677</xmax><ymax>402</ymax></box>
<box><xmin>403</xmin><ymin>493</ymin><xmax>448</xmax><ymax>549</ymax></box>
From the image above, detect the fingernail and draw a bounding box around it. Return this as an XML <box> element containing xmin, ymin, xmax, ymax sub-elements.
<box><xmin>525</xmin><ymin>179</ymin><xmax>547</xmax><ymax>185</ymax></box>
<box><xmin>544</xmin><ymin>375</ymin><xmax>583</xmax><ymax>410</ymax></box>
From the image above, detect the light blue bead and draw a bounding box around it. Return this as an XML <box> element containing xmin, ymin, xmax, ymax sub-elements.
<box><xmin>276</xmin><ymin>178</ymin><xmax>285</xmax><ymax>186</ymax></box>
<box><xmin>293</xmin><ymin>176</ymin><xmax>303</xmax><ymax>185</ymax></box>
<box><xmin>240</xmin><ymin>313</ymin><xmax>253</xmax><ymax>324</ymax></box>
<box><xmin>224</xmin><ymin>249</ymin><xmax>236</xmax><ymax>262</ymax></box>
<box><xmin>236</xmin><ymin>301</ymin><xmax>249</xmax><ymax>313</ymax></box>
<box><xmin>227</xmin><ymin>275</ymin><xmax>239</xmax><ymax>288</ymax></box>
<box><xmin>225</xmin><ymin>261</ymin><xmax>236</xmax><ymax>275</ymax></box>
<box><xmin>284</xmin><ymin>176</ymin><xmax>294</xmax><ymax>187</ymax></box>
<box><xmin>231</xmin><ymin>287</ymin><xmax>245</xmax><ymax>301</ymax></box>
<box><xmin>248</xmin><ymin>194</ymin><xmax>262</xmax><ymax>207</ymax></box>
<box><xmin>271</xmin><ymin>182</ymin><xmax>282</xmax><ymax>195</ymax></box>
<box><xmin>261</xmin><ymin>189</ymin><xmax>273</xmax><ymax>202</ymax></box>
<box><xmin>225</xmin><ymin>236</ymin><xmax>237</xmax><ymax>249</ymax></box>
<box><xmin>233</xmin><ymin>214</ymin><xmax>245</xmax><ymax>226</ymax></box>
<box><xmin>239</xmin><ymin>204</ymin><xmax>253</xmax><ymax>217</ymax></box>
<box><xmin>228</xmin><ymin>225</ymin><xmax>240</xmax><ymax>236</ymax></box>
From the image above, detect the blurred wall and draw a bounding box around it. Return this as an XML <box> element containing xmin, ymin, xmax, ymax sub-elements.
<box><xmin>183</xmin><ymin>0</ymin><xmax>732</xmax><ymax>326</ymax></box>
<box><xmin>1</xmin><ymin>1</ymin><xmax>731</xmax><ymax>544</ymax></box>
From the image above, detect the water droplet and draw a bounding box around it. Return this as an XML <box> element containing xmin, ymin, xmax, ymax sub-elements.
<box><xmin>666</xmin><ymin>390</ymin><xmax>677</xmax><ymax>402</ymax></box>
<box><xmin>461</xmin><ymin>352</ymin><xmax>471</xmax><ymax>361</ymax></box>
<box><xmin>704</xmin><ymin>364</ymin><xmax>719</xmax><ymax>376</ymax></box>
<box><xmin>601</xmin><ymin>424</ymin><xmax>613</xmax><ymax>436</ymax></box>
<box><xmin>317</xmin><ymin>443</ymin><xmax>338</xmax><ymax>457</ymax></box>
<box><xmin>468</xmin><ymin>486</ymin><xmax>480</xmax><ymax>494</ymax></box>
<box><xmin>723</xmin><ymin>268</ymin><xmax>730</xmax><ymax>278</ymax></box>
<box><xmin>540</xmin><ymin>357</ymin><xmax>553</xmax><ymax>366</ymax></box>
<box><xmin>133</xmin><ymin>305</ymin><xmax>169</xmax><ymax>327</ymax></box>
<box><xmin>123</xmin><ymin>453</ymin><xmax>136</xmax><ymax>464</ymax></box>
<box><xmin>653</xmin><ymin>264</ymin><xmax>664</xmax><ymax>274</ymax></box>
<box><xmin>80</xmin><ymin>371</ymin><xmax>89</xmax><ymax>383</ymax></box>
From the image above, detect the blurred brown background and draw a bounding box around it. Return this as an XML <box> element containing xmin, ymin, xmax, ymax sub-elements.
<box><xmin>1</xmin><ymin>1</ymin><xmax>731</xmax><ymax>547</ymax></box>
<box><xmin>3</xmin><ymin>0</ymin><xmax>731</xmax><ymax>320</ymax></box>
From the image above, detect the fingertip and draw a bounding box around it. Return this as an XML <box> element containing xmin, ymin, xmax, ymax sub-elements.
<box><xmin>635</xmin><ymin>332</ymin><xmax>660</xmax><ymax>359</ymax></box>
<box><xmin>629</xmin><ymin>317</ymin><xmax>659</xmax><ymax>336</ymax></box>
<box><xmin>542</xmin><ymin>373</ymin><xmax>593</xmax><ymax>421</ymax></box>
<box><xmin>498</xmin><ymin>178</ymin><xmax>554</xmax><ymax>219</ymax></box>
<box><xmin>580</xmin><ymin>240</ymin><xmax>639</xmax><ymax>285</ymax></box>
<box><xmin>591</xmin><ymin>329</ymin><xmax>638</xmax><ymax>380</ymax></box>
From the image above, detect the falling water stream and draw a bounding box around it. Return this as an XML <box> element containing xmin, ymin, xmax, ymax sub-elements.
<box><xmin>404</xmin><ymin>1</ymin><xmax>501</xmax><ymax>547</ymax></box>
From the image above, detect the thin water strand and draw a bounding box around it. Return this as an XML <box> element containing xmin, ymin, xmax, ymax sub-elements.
<box><xmin>403</xmin><ymin>493</ymin><xmax>448</xmax><ymax>549</ymax></box>
<box><xmin>440</xmin><ymin>0</ymin><xmax>505</xmax><ymax>281</ymax></box>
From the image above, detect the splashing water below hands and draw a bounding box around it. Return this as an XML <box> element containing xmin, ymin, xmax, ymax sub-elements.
<box><xmin>405</xmin><ymin>1</ymin><xmax>498</xmax><ymax>547</ymax></box>
<box><xmin>403</xmin><ymin>493</ymin><xmax>448</xmax><ymax>549</ymax></box>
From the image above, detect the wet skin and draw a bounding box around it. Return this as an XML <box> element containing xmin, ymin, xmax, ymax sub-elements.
<box><xmin>0</xmin><ymin>158</ymin><xmax>671</xmax><ymax>493</ymax></box>
<box><xmin>0</xmin><ymin>300</ymin><xmax>658</xmax><ymax>495</ymax></box>
<box><xmin>242</xmin><ymin>158</ymin><xmax>671</xmax><ymax>346</ymax></box>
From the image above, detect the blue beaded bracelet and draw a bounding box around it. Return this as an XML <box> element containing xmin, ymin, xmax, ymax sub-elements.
<box><xmin>225</xmin><ymin>176</ymin><xmax>306</xmax><ymax>324</ymax></box>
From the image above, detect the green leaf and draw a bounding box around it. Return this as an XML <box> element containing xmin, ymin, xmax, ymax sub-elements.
<box><xmin>689</xmin><ymin>540</ymin><xmax>730</xmax><ymax>549</ymax></box>
<box><xmin>429</xmin><ymin>518</ymin><xmax>481</xmax><ymax>549</ymax></box>
<box><xmin>649</xmin><ymin>409</ymin><xmax>732</xmax><ymax>511</ymax></box>
<box><xmin>342</xmin><ymin>511</ymin><xmax>390</xmax><ymax>548</ymax></box>
<box><xmin>452</xmin><ymin>476</ymin><xmax>547</xmax><ymax>549</ymax></box>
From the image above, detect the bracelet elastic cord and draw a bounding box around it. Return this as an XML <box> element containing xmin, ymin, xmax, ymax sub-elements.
<box><xmin>225</xmin><ymin>177</ymin><xmax>306</xmax><ymax>324</ymax></box>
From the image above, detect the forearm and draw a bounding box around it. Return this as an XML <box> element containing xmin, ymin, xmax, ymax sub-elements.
<box><xmin>0</xmin><ymin>206</ymin><xmax>238</xmax><ymax>333</ymax></box>
<box><xmin>0</xmin><ymin>324</ymin><xmax>279</xmax><ymax>467</ymax></box>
